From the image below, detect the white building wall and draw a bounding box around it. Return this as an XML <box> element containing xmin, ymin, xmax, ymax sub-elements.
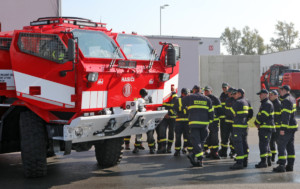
<box><xmin>146</xmin><ymin>36</ymin><xmax>220</xmax><ymax>91</ymax></box>
<box><xmin>0</xmin><ymin>0</ymin><xmax>58</xmax><ymax>32</ymax></box>
<box><xmin>260</xmin><ymin>48</ymin><xmax>300</xmax><ymax>75</ymax></box>
<box><xmin>200</xmin><ymin>55</ymin><xmax>261</xmax><ymax>113</ymax></box>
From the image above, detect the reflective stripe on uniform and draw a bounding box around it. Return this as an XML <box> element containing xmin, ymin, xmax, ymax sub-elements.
<box><xmin>195</xmin><ymin>152</ymin><xmax>203</xmax><ymax>157</ymax></box>
<box><xmin>189</xmin><ymin>121</ymin><xmax>209</xmax><ymax>125</ymax></box>
<box><xmin>176</xmin><ymin>118</ymin><xmax>189</xmax><ymax>121</ymax></box>
<box><xmin>281</xmin><ymin>108</ymin><xmax>292</xmax><ymax>114</ymax></box>
<box><xmin>225</xmin><ymin>119</ymin><xmax>234</xmax><ymax>123</ymax></box>
<box><xmin>233</xmin><ymin>124</ymin><xmax>248</xmax><ymax>128</ymax></box>
<box><xmin>179</xmin><ymin>98</ymin><xmax>182</xmax><ymax>111</ymax></box>
<box><xmin>260</xmin><ymin>153</ymin><xmax>268</xmax><ymax>157</ymax></box>
<box><xmin>236</xmin><ymin>155</ymin><xmax>244</xmax><ymax>160</ymax></box>
<box><xmin>148</xmin><ymin>143</ymin><xmax>155</xmax><ymax>147</ymax></box>
<box><xmin>221</xmin><ymin>144</ymin><xmax>229</xmax><ymax>147</ymax></box>
<box><xmin>271</xmin><ymin>150</ymin><xmax>277</xmax><ymax>154</ymax></box>
<box><xmin>260</xmin><ymin>125</ymin><xmax>275</xmax><ymax>129</ymax></box>
<box><xmin>288</xmin><ymin>155</ymin><xmax>296</xmax><ymax>158</ymax></box>
<box><xmin>188</xmin><ymin>105</ymin><xmax>209</xmax><ymax>110</ymax></box>
<box><xmin>278</xmin><ymin>156</ymin><xmax>287</xmax><ymax>159</ymax></box>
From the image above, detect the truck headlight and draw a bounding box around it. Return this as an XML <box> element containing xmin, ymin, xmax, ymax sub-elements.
<box><xmin>87</xmin><ymin>72</ymin><xmax>98</xmax><ymax>82</ymax></box>
<box><xmin>159</xmin><ymin>73</ymin><xmax>170</xmax><ymax>82</ymax></box>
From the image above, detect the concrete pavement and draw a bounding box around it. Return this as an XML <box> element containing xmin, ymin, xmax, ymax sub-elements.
<box><xmin>0</xmin><ymin>128</ymin><xmax>299</xmax><ymax>189</ymax></box>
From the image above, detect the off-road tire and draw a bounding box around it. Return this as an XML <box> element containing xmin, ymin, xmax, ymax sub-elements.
<box><xmin>94</xmin><ymin>137</ymin><xmax>124</xmax><ymax>168</ymax></box>
<box><xmin>20</xmin><ymin>111</ymin><xmax>47</xmax><ymax>178</ymax></box>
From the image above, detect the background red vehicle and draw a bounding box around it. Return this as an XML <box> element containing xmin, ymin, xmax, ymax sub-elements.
<box><xmin>0</xmin><ymin>17</ymin><xmax>180</xmax><ymax>177</ymax></box>
<box><xmin>260</xmin><ymin>64</ymin><xmax>300</xmax><ymax>109</ymax></box>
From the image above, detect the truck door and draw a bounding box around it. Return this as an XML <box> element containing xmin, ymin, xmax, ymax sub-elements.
<box><xmin>10</xmin><ymin>32</ymin><xmax>76</xmax><ymax>109</ymax></box>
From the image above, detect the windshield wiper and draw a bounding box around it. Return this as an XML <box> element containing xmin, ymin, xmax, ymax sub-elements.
<box><xmin>109</xmin><ymin>45</ymin><xmax>121</xmax><ymax>68</ymax></box>
<box><xmin>148</xmin><ymin>49</ymin><xmax>156</xmax><ymax>69</ymax></box>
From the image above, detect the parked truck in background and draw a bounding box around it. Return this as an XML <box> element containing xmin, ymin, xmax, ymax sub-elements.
<box><xmin>0</xmin><ymin>17</ymin><xmax>180</xmax><ymax>177</ymax></box>
<box><xmin>260</xmin><ymin>64</ymin><xmax>300</xmax><ymax>109</ymax></box>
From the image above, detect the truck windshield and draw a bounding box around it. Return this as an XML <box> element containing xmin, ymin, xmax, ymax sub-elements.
<box><xmin>117</xmin><ymin>34</ymin><xmax>154</xmax><ymax>60</ymax></box>
<box><xmin>72</xmin><ymin>29</ymin><xmax>122</xmax><ymax>59</ymax></box>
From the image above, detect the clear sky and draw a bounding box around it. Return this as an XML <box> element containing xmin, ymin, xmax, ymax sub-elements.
<box><xmin>62</xmin><ymin>0</ymin><xmax>300</xmax><ymax>53</ymax></box>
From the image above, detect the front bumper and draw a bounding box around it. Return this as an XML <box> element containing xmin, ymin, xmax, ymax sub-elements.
<box><xmin>55</xmin><ymin>110</ymin><xmax>167</xmax><ymax>143</ymax></box>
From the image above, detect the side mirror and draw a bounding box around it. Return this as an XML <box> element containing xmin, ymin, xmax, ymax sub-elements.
<box><xmin>68</xmin><ymin>39</ymin><xmax>75</xmax><ymax>62</ymax></box>
<box><xmin>166</xmin><ymin>48</ymin><xmax>176</xmax><ymax>67</ymax></box>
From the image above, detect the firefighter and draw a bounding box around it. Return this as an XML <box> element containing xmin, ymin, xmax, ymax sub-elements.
<box><xmin>230</xmin><ymin>89</ymin><xmax>253</xmax><ymax>169</ymax></box>
<box><xmin>157</xmin><ymin>92</ymin><xmax>177</xmax><ymax>154</ymax></box>
<box><xmin>204</xmin><ymin>86</ymin><xmax>222</xmax><ymax>159</ymax></box>
<box><xmin>224</xmin><ymin>87</ymin><xmax>236</xmax><ymax>158</ymax></box>
<box><xmin>132</xmin><ymin>89</ymin><xmax>154</xmax><ymax>154</ymax></box>
<box><xmin>219</xmin><ymin>82</ymin><xmax>229</xmax><ymax>157</ymax></box>
<box><xmin>273</xmin><ymin>85</ymin><xmax>298</xmax><ymax>172</ymax></box>
<box><xmin>254</xmin><ymin>89</ymin><xmax>275</xmax><ymax>168</ymax></box>
<box><xmin>269</xmin><ymin>90</ymin><xmax>281</xmax><ymax>163</ymax></box>
<box><xmin>124</xmin><ymin>136</ymin><xmax>131</xmax><ymax>150</ymax></box>
<box><xmin>183</xmin><ymin>85</ymin><xmax>214</xmax><ymax>167</ymax></box>
<box><xmin>173</xmin><ymin>88</ymin><xmax>191</xmax><ymax>156</ymax></box>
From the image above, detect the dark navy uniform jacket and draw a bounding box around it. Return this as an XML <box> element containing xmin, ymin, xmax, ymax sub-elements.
<box><xmin>182</xmin><ymin>93</ymin><xmax>214</xmax><ymax>128</ymax></box>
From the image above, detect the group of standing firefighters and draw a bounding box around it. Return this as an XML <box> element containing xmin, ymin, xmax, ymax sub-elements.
<box><xmin>124</xmin><ymin>83</ymin><xmax>298</xmax><ymax>172</ymax></box>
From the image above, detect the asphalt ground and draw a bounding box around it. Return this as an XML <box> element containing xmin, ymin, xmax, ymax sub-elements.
<box><xmin>0</xmin><ymin>128</ymin><xmax>300</xmax><ymax>189</ymax></box>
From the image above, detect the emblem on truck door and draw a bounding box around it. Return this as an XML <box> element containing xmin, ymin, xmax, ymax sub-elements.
<box><xmin>123</xmin><ymin>83</ymin><xmax>132</xmax><ymax>97</ymax></box>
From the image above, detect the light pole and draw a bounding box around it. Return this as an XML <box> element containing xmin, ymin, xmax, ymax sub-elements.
<box><xmin>160</xmin><ymin>4</ymin><xmax>169</xmax><ymax>35</ymax></box>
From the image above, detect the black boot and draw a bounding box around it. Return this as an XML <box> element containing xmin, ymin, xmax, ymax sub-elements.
<box><xmin>149</xmin><ymin>147</ymin><xmax>155</xmax><ymax>154</ymax></box>
<box><xmin>255</xmin><ymin>158</ymin><xmax>267</xmax><ymax>168</ymax></box>
<box><xmin>167</xmin><ymin>145</ymin><xmax>172</xmax><ymax>153</ymax></box>
<box><xmin>205</xmin><ymin>152</ymin><xmax>211</xmax><ymax>158</ymax></box>
<box><xmin>286</xmin><ymin>165</ymin><xmax>294</xmax><ymax>172</ymax></box>
<box><xmin>187</xmin><ymin>153</ymin><xmax>198</xmax><ymax>166</ymax></box>
<box><xmin>132</xmin><ymin>147</ymin><xmax>139</xmax><ymax>153</ymax></box>
<box><xmin>174</xmin><ymin>150</ymin><xmax>180</xmax><ymax>157</ymax></box>
<box><xmin>218</xmin><ymin>148</ymin><xmax>227</xmax><ymax>157</ymax></box>
<box><xmin>271</xmin><ymin>153</ymin><xmax>276</xmax><ymax>162</ymax></box>
<box><xmin>157</xmin><ymin>145</ymin><xmax>166</xmax><ymax>154</ymax></box>
<box><xmin>273</xmin><ymin>164</ymin><xmax>286</xmax><ymax>172</ymax></box>
<box><xmin>196</xmin><ymin>156</ymin><xmax>203</xmax><ymax>167</ymax></box>
<box><xmin>125</xmin><ymin>143</ymin><xmax>130</xmax><ymax>150</ymax></box>
<box><xmin>230</xmin><ymin>162</ymin><xmax>243</xmax><ymax>170</ymax></box>
<box><xmin>243</xmin><ymin>158</ymin><xmax>248</xmax><ymax>168</ymax></box>
<box><xmin>138</xmin><ymin>143</ymin><xmax>145</xmax><ymax>150</ymax></box>
<box><xmin>211</xmin><ymin>151</ymin><xmax>221</xmax><ymax>160</ymax></box>
<box><xmin>267</xmin><ymin>156</ymin><xmax>272</xmax><ymax>166</ymax></box>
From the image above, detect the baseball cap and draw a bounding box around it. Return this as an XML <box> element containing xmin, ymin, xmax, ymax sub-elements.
<box><xmin>181</xmin><ymin>88</ymin><xmax>188</xmax><ymax>95</ymax></box>
<box><xmin>270</xmin><ymin>90</ymin><xmax>279</xmax><ymax>95</ymax></box>
<box><xmin>222</xmin><ymin>82</ymin><xmax>229</xmax><ymax>88</ymax></box>
<box><xmin>237</xmin><ymin>88</ymin><xmax>245</xmax><ymax>95</ymax></box>
<box><xmin>204</xmin><ymin>86</ymin><xmax>212</xmax><ymax>91</ymax></box>
<box><xmin>257</xmin><ymin>89</ymin><xmax>269</xmax><ymax>95</ymax></box>
<box><xmin>192</xmin><ymin>85</ymin><xmax>200</xmax><ymax>90</ymax></box>
<box><xmin>228</xmin><ymin>87</ymin><xmax>235</xmax><ymax>93</ymax></box>
<box><xmin>279</xmin><ymin>85</ymin><xmax>291</xmax><ymax>91</ymax></box>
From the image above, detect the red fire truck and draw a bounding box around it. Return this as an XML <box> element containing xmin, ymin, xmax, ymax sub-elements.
<box><xmin>0</xmin><ymin>17</ymin><xmax>180</xmax><ymax>177</ymax></box>
<box><xmin>260</xmin><ymin>64</ymin><xmax>300</xmax><ymax>109</ymax></box>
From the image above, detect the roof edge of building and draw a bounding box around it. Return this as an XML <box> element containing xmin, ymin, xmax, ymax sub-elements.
<box><xmin>145</xmin><ymin>35</ymin><xmax>219</xmax><ymax>41</ymax></box>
